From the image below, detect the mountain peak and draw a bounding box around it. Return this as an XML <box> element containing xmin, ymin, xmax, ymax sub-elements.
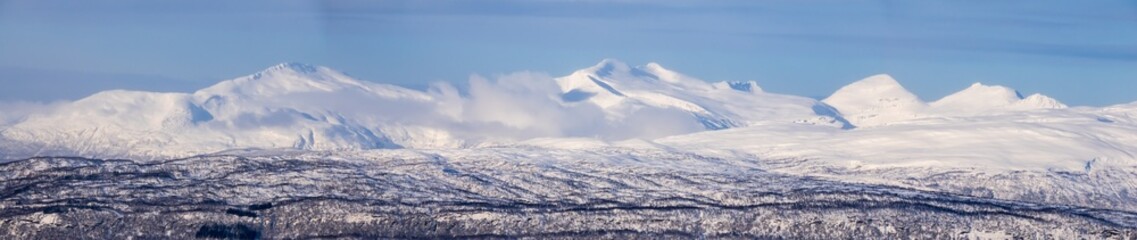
<box><xmin>252</xmin><ymin>62</ymin><xmax>330</xmax><ymax>79</ymax></box>
<box><xmin>931</xmin><ymin>82</ymin><xmax>1066</xmax><ymax>113</ymax></box>
<box><xmin>195</xmin><ymin>63</ymin><xmax>365</xmax><ymax>98</ymax></box>
<box><xmin>933</xmin><ymin>82</ymin><xmax>1024</xmax><ymax>108</ymax></box>
<box><xmin>853</xmin><ymin>74</ymin><xmax>902</xmax><ymax>88</ymax></box>
<box><xmin>822</xmin><ymin>74</ymin><xmax>925</xmax><ymax>126</ymax></box>
<box><xmin>635</xmin><ymin>61</ymin><xmax>688</xmax><ymax>84</ymax></box>
<box><xmin>1019</xmin><ymin>93</ymin><xmax>1068</xmax><ymax>109</ymax></box>
<box><xmin>824</xmin><ymin>74</ymin><xmax>919</xmax><ymax>104</ymax></box>
<box><xmin>582</xmin><ymin>58</ymin><xmax>632</xmax><ymax>77</ymax></box>
<box><xmin>265</xmin><ymin>62</ymin><xmax>320</xmax><ymax>74</ymax></box>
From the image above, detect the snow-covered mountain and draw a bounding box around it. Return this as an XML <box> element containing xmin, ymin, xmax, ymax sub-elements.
<box><xmin>0</xmin><ymin>59</ymin><xmax>1133</xmax><ymax>174</ymax></box>
<box><xmin>554</xmin><ymin>59</ymin><xmax>845</xmax><ymax>129</ymax></box>
<box><xmin>930</xmin><ymin>82</ymin><xmax>1067</xmax><ymax>113</ymax></box>
<box><xmin>823</xmin><ymin>75</ymin><xmax>1068</xmax><ymax>127</ymax></box>
<box><xmin>0</xmin><ymin>63</ymin><xmax>423</xmax><ymax>159</ymax></box>
<box><xmin>659</xmin><ymin>108</ymin><xmax>1137</xmax><ymax>172</ymax></box>
<box><xmin>822</xmin><ymin>74</ymin><xmax>927</xmax><ymax>127</ymax></box>
<box><xmin>0</xmin><ymin>60</ymin><xmax>852</xmax><ymax>159</ymax></box>
<box><xmin>3</xmin><ymin>60</ymin><xmax>1137</xmax><ymax>238</ymax></box>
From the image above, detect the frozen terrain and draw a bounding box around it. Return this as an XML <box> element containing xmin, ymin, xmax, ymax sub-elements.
<box><xmin>1</xmin><ymin>60</ymin><xmax>1135</xmax><ymax>238</ymax></box>
<box><xmin>0</xmin><ymin>60</ymin><xmax>849</xmax><ymax>159</ymax></box>
<box><xmin>1</xmin><ymin>151</ymin><xmax>1134</xmax><ymax>239</ymax></box>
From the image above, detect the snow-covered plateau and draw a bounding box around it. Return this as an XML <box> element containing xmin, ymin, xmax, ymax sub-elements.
<box><xmin>1</xmin><ymin>60</ymin><xmax>1135</xmax><ymax>238</ymax></box>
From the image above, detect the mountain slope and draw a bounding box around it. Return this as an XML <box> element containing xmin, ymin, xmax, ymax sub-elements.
<box><xmin>0</xmin><ymin>60</ymin><xmax>853</xmax><ymax>159</ymax></box>
<box><xmin>2</xmin><ymin>60</ymin><xmax>1137</xmax><ymax>238</ymax></box>
<box><xmin>0</xmin><ymin>63</ymin><xmax>415</xmax><ymax>159</ymax></box>
<box><xmin>930</xmin><ymin>82</ymin><xmax>1067</xmax><ymax>114</ymax></box>
<box><xmin>660</xmin><ymin>109</ymin><xmax>1137</xmax><ymax>172</ymax></box>
<box><xmin>823</xmin><ymin>74</ymin><xmax>926</xmax><ymax>127</ymax></box>
<box><xmin>555</xmin><ymin>59</ymin><xmax>847</xmax><ymax>129</ymax></box>
<box><xmin>0</xmin><ymin>59</ymin><xmax>1128</xmax><ymax>170</ymax></box>
<box><xmin>824</xmin><ymin>77</ymin><xmax>1072</xmax><ymax>127</ymax></box>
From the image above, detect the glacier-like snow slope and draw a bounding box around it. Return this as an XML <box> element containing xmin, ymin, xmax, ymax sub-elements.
<box><xmin>0</xmin><ymin>59</ymin><xmax>1135</xmax><ymax>177</ymax></box>
<box><xmin>653</xmin><ymin>77</ymin><xmax>1135</xmax><ymax>195</ymax></box>
<box><xmin>658</xmin><ymin>108</ymin><xmax>1137</xmax><ymax>172</ymax></box>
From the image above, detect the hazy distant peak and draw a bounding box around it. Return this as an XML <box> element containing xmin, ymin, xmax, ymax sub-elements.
<box><xmin>195</xmin><ymin>63</ymin><xmax>366</xmax><ymax>98</ymax></box>
<box><xmin>580</xmin><ymin>58</ymin><xmax>632</xmax><ymax>77</ymax></box>
<box><xmin>824</xmin><ymin>74</ymin><xmax>922</xmax><ymax>111</ymax></box>
<box><xmin>934</xmin><ymin>82</ymin><xmax>1023</xmax><ymax>107</ymax></box>
<box><xmin>932</xmin><ymin>82</ymin><xmax>1066</xmax><ymax>112</ymax></box>
<box><xmin>263</xmin><ymin>62</ymin><xmax>321</xmax><ymax>74</ymax></box>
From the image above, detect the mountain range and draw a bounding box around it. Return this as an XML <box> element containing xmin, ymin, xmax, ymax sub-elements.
<box><xmin>2</xmin><ymin>59</ymin><xmax>1128</xmax><ymax>164</ymax></box>
<box><xmin>3</xmin><ymin>60</ymin><xmax>1137</xmax><ymax>238</ymax></box>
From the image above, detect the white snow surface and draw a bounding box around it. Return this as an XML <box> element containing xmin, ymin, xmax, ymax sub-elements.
<box><xmin>658</xmin><ymin>109</ymin><xmax>1137</xmax><ymax>172</ymax></box>
<box><xmin>554</xmin><ymin>59</ymin><xmax>842</xmax><ymax>130</ymax></box>
<box><xmin>823</xmin><ymin>74</ymin><xmax>927</xmax><ymax>127</ymax></box>
<box><xmin>930</xmin><ymin>82</ymin><xmax>1067</xmax><ymax>114</ymax></box>
<box><xmin>823</xmin><ymin>75</ymin><xmax>1069</xmax><ymax>127</ymax></box>
<box><xmin>1</xmin><ymin>60</ymin><xmax>1136</xmax><ymax>175</ymax></box>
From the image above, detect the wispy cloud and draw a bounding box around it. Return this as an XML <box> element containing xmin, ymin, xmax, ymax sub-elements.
<box><xmin>418</xmin><ymin>71</ymin><xmax>704</xmax><ymax>141</ymax></box>
<box><xmin>0</xmin><ymin>101</ymin><xmax>65</xmax><ymax>126</ymax></box>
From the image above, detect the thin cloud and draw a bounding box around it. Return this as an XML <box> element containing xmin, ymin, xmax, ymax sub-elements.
<box><xmin>0</xmin><ymin>101</ymin><xmax>66</xmax><ymax>126</ymax></box>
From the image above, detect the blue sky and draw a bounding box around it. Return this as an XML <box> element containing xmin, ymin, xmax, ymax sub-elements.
<box><xmin>1</xmin><ymin>0</ymin><xmax>1135</xmax><ymax>106</ymax></box>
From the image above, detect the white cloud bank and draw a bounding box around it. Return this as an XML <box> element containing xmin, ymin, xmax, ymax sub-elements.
<box><xmin>399</xmin><ymin>71</ymin><xmax>708</xmax><ymax>143</ymax></box>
